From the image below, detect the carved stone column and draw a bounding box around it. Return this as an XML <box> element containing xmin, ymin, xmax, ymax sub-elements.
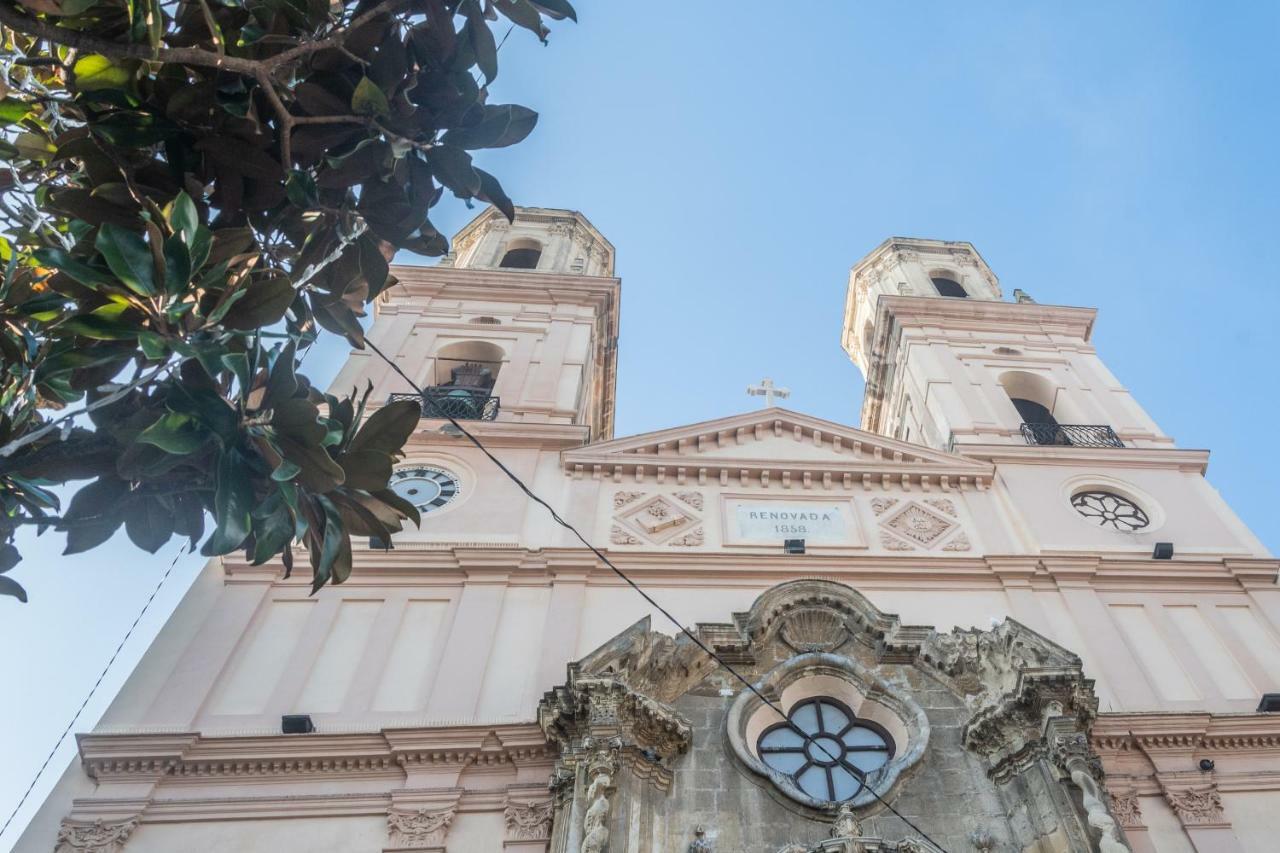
<box><xmin>54</xmin><ymin>818</ymin><xmax>138</xmax><ymax>853</ymax></box>
<box><xmin>1162</xmin><ymin>785</ymin><xmax>1245</xmax><ymax>853</ymax></box>
<box><xmin>504</xmin><ymin>796</ymin><xmax>554</xmax><ymax>852</ymax></box>
<box><xmin>579</xmin><ymin>745</ymin><xmax>619</xmax><ymax>853</ymax></box>
<box><xmin>1108</xmin><ymin>790</ymin><xmax>1158</xmax><ymax>853</ymax></box>
<box><xmin>384</xmin><ymin>792</ymin><xmax>459</xmax><ymax>853</ymax></box>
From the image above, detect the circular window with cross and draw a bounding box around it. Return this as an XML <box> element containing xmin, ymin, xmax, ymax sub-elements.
<box><xmin>756</xmin><ymin>697</ymin><xmax>895</xmax><ymax>802</ymax></box>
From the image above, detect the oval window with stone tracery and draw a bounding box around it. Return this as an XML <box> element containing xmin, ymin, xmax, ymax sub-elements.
<box><xmin>1071</xmin><ymin>490</ymin><xmax>1149</xmax><ymax>532</ymax></box>
<box><xmin>756</xmin><ymin>698</ymin><xmax>894</xmax><ymax>802</ymax></box>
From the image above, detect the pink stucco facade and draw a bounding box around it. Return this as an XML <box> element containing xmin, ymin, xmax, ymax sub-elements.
<box><xmin>17</xmin><ymin>214</ymin><xmax>1279</xmax><ymax>852</ymax></box>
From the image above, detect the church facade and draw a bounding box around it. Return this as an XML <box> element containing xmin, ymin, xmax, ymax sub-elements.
<box><xmin>17</xmin><ymin>208</ymin><xmax>1280</xmax><ymax>852</ymax></box>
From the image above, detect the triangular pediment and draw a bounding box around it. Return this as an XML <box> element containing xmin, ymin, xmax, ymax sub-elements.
<box><xmin>562</xmin><ymin>408</ymin><xmax>993</xmax><ymax>487</ymax></box>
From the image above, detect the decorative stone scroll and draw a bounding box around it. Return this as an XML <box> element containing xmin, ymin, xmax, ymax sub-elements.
<box><xmin>55</xmin><ymin>818</ymin><xmax>138</xmax><ymax>853</ymax></box>
<box><xmin>580</xmin><ymin>746</ymin><xmax>618</xmax><ymax>853</ymax></box>
<box><xmin>504</xmin><ymin>800</ymin><xmax>554</xmax><ymax>841</ymax></box>
<box><xmin>1164</xmin><ymin>786</ymin><xmax>1226</xmax><ymax>826</ymax></box>
<box><xmin>1109</xmin><ymin>792</ymin><xmax>1142</xmax><ymax>829</ymax></box>
<box><xmin>386</xmin><ymin>806</ymin><xmax>455</xmax><ymax>850</ymax></box>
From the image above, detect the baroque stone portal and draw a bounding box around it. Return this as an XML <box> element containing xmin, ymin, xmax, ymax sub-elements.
<box><xmin>537</xmin><ymin>579</ymin><xmax>1125</xmax><ymax>852</ymax></box>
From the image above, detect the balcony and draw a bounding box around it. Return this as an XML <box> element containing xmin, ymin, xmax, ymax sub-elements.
<box><xmin>389</xmin><ymin>389</ymin><xmax>500</xmax><ymax>421</ymax></box>
<box><xmin>1020</xmin><ymin>423</ymin><xmax>1124</xmax><ymax>448</ymax></box>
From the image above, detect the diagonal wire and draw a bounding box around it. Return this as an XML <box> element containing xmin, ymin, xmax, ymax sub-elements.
<box><xmin>364</xmin><ymin>338</ymin><xmax>949</xmax><ymax>853</ymax></box>
<box><xmin>0</xmin><ymin>546</ymin><xmax>186</xmax><ymax>843</ymax></box>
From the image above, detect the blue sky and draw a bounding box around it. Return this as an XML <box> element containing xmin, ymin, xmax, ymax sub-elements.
<box><xmin>3</xmin><ymin>2</ymin><xmax>1278</xmax><ymax>845</ymax></box>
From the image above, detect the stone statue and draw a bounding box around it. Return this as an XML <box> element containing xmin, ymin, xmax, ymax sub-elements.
<box><xmin>831</xmin><ymin>803</ymin><xmax>863</xmax><ymax>839</ymax></box>
<box><xmin>580</xmin><ymin>753</ymin><xmax>616</xmax><ymax>853</ymax></box>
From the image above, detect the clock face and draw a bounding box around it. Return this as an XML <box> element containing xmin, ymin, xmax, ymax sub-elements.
<box><xmin>390</xmin><ymin>466</ymin><xmax>460</xmax><ymax>513</ymax></box>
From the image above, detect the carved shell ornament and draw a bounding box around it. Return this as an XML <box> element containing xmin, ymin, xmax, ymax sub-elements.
<box><xmin>778</xmin><ymin>608</ymin><xmax>850</xmax><ymax>653</ymax></box>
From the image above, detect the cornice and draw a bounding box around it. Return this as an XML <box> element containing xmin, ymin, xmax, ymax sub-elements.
<box><xmin>1092</xmin><ymin>712</ymin><xmax>1280</xmax><ymax>754</ymax></box>
<box><xmin>222</xmin><ymin>550</ymin><xmax>1271</xmax><ymax>594</ymax></box>
<box><xmin>378</xmin><ymin>265</ymin><xmax>620</xmax><ymax>312</ymax></box>
<box><xmin>404</xmin><ymin>419</ymin><xmax>589</xmax><ymax>451</ymax></box>
<box><xmin>877</xmin><ymin>295</ymin><xmax>1097</xmax><ymax>339</ymax></box>
<box><xmin>957</xmin><ymin>443</ymin><xmax>1209</xmax><ymax>474</ymax></box>
<box><xmin>78</xmin><ymin>723</ymin><xmax>553</xmax><ymax>784</ymax></box>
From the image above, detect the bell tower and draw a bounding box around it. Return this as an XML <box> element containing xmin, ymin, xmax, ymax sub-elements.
<box><xmin>330</xmin><ymin>206</ymin><xmax>620</xmax><ymax>439</ymax></box>
<box><xmin>841</xmin><ymin>237</ymin><xmax>1171</xmax><ymax>452</ymax></box>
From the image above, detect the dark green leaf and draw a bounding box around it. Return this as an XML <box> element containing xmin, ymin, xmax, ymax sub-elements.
<box><xmin>203</xmin><ymin>449</ymin><xmax>254</xmax><ymax>555</ymax></box>
<box><xmin>494</xmin><ymin>0</ymin><xmax>550</xmax><ymax>42</ymax></box>
<box><xmin>531</xmin><ymin>0</ymin><xmax>576</xmax><ymax>21</ymax></box>
<box><xmin>95</xmin><ymin>222</ymin><xmax>157</xmax><ymax>296</ymax></box>
<box><xmin>442</xmin><ymin>104</ymin><xmax>538</xmax><ymax>150</ymax></box>
<box><xmin>162</xmin><ymin>235</ymin><xmax>191</xmax><ymax>295</ymax></box>
<box><xmin>428</xmin><ymin>145</ymin><xmax>481</xmax><ymax>197</ymax></box>
<box><xmin>61</xmin><ymin>476</ymin><xmax>129</xmax><ymax>554</ymax></box>
<box><xmin>168</xmin><ymin>190</ymin><xmax>199</xmax><ymax>241</ymax></box>
<box><xmin>34</xmin><ymin>248</ymin><xmax>117</xmax><ymax>290</ymax></box>
<box><xmin>351</xmin><ymin>77</ymin><xmax>391</xmax><ymax>117</ymax></box>
<box><xmin>346</xmin><ymin>399</ymin><xmax>420</xmax><ymax>456</ymax></box>
<box><xmin>137</xmin><ymin>412</ymin><xmax>210</xmax><ymax>455</ymax></box>
<box><xmin>0</xmin><ymin>575</ymin><xmax>27</xmax><ymax>603</ymax></box>
<box><xmin>221</xmin><ymin>274</ymin><xmax>295</xmax><ymax>330</ymax></box>
<box><xmin>476</xmin><ymin>167</ymin><xmax>516</xmax><ymax>222</ymax></box>
<box><xmin>125</xmin><ymin>496</ymin><xmax>174</xmax><ymax>553</ymax></box>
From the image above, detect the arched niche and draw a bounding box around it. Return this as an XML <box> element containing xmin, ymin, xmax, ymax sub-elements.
<box><xmin>499</xmin><ymin>237</ymin><xmax>542</xmax><ymax>270</ymax></box>
<box><xmin>431</xmin><ymin>340</ymin><xmax>506</xmax><ymax>389</ymax></box>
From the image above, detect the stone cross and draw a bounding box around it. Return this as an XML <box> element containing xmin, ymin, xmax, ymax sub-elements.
<box><xmin>747</xmin><ymin>378</ymin><xmax>790</xmax><ymax>408</ymax></box>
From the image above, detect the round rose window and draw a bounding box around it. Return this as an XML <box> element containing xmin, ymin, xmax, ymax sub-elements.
<box><xmin>1071</xmin><ymin>490</ymin><xmax>1149</xmax><ymax>532</ymax></box>
<box><xmin>756</xmin><ymin>697</ymin><xmax>894</xmax><ymax>801</ymax></box>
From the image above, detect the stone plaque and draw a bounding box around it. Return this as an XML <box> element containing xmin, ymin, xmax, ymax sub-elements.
<box><xmin>726</xmin><ymin>500</ymin><xmax>859</xmax><ymax>545</ymax></box>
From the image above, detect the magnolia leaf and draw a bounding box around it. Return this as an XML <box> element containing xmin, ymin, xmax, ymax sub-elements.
<box><xmin>0</xmin><ymin>575</ymin><xmax>27</xmax><ymax>603</ymax></box>
<box><xmin>428</xmin><ymin>145</ymin><xmax>481</xmax><ymax>197</ymax></box>
<box><xmin>337</xmin><ymin>449</ymin><xmax>393</xmax><ymax>492</ymax></box>
<box><xmin>203</xmin><ymin>449</ymin><xmax>254</xmax><ymax>555</ymax></box>
<box><xmin>494</xmin><ymin>0</ymin><xmax>549</xmax><ymax>42</ymax></box>
<box><xmin>33</xmin><ymin>248</ymin><xmax>117</xmax><ymax>290</ymax></box>
<box><xmin>137</xmin><ymin>411</ymin><xmax>210</xmax><ymax>454</ymax></box>
<box><xmin>125</xmin><ymin>496</ymin><xmax>174</xmax><ymax>553</ymax></box>
<box><xmin>61</xmin><ymin>476</ymin><xmax>129</xmax><ymax>554</ymax></box>
<box><xmin>476</xmin><ymin>167</ymin><xmax>516</xmax><ymax>222</ymax></box>
<box><xmin>351</xmin><ymin>77</ymin><xmax>391</xmax><ymax>117</ymax></box>
<box><xmin>0</xmin><ymin>98</ymin><xmax>32</xmax><ymax>128</ymax></box>
<box><xmin>73</xmin><ymin>55</ymin><xmax>133</xmax><ymax>92</ymax></box>
<box><xmin>346</xmin><ymin>399</ymin><xmax>420</xmax><ymax>456</ymax></box>
<box><xmin>220</xmin><ymin>273</ymin><xmax>295</xmax><ymax>330</ymax></box>
<box><xmin>442</xmin><ymin>104</ymin><xmax>538</xmax><ymax>150</ymax></box>
<box><xmin>167</xmin><ymin>191</ymin><xmax>199</xmax><ymax>241</ymax></box>
<box><xmin>531</xmin><ymin>0</ymin><xmax>576</xmax><ymax>21</ymax></box>
<box><xmin>95</xmin><ymin>223</ymin><xmax>157</xmax><ymax>296</ymax></box>
<box><xmin>462</xmin><ymin>1</ymin><xmax>498</xmax><ymax>84</ymax></box>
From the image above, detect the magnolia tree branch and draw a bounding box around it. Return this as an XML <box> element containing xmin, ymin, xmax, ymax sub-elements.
<box><xmin>0</xmin><ymin>361</ymin><xmax>173</xmax><ymax>459</ymax></box>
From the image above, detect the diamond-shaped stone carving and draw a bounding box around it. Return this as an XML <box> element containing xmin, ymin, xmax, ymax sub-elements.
<box><xmin>617</xmin><ymin>495</ymin><xmax>697</xmax><ymax>544</ymax></box>
<box><xmin>884</xmin><ymin>503</ymin><xmax>954</xmax><ymax>546</ymax></box>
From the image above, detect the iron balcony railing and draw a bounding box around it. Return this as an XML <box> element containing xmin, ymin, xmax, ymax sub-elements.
<box><xmin>1020</xmin><ymin>423</ymin><xmax>1124</xmax><ymax>448</ymax></box>
<box><xmin>389</xmin><ymin>389</ymin><xmax>500</xmax><ymax>421</ymax></box>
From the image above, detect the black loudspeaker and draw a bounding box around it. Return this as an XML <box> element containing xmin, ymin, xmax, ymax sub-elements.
<box><xmin>1258</xmin><ymin>694</ymin><xmax>1280</xmax><ymax>713</ymax></box>
<box><xmin>281</xmin><ymin>714</ymin><xmax>315</xmax><ymax>734</ymax></box>
<box><xmin>784</xmin><ymin>539</ymin><xmax>806</xmax><ymax>555</ymax></box>
<box><xmin>1152</xmin><ymin>542</ymin><xmax>1174</xmax><ymax>560</ymax></box>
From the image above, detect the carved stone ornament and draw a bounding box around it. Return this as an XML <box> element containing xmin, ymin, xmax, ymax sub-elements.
<box><xmin>667</xmin><ymin>527</ymin><xmax>705</xmax><ymax>547</ymax></box>
<box><xmin>386</xmin><ymin>805</ymin><xmax>455</xmax><ymax>849</ymax></box>
<box><xmin>884</xmin><ymin>502</ymin><xmax>954</xmax><ymax>546</ymax></box>
<box><xmin>581</xmin><ymin>746</ymin><xmax>619</xmax><ymax>853</ymax></box>
<box><xmin>688</xmin><ymin>825</ymin><xmax>713</xmax><ymax>852</ymax></box>
<box><xmin>924</xmin><ymin>498</ymin><xmax>957</xmax><ymax>517</ymax></box>
<box><xmin>968</xmin><ymin>828</ymin><xmax>996</xmax><ymax>851</ymax></box>
<box><xmin>880</xmin><ymin>530</ymin><xmax>915</xmax><ymax>551</ymax></box>
<box><xmin>870</xmin><ymin>497</ymin><xmax>899</xmax><ymax>516</ymax></box>
<box><xmin>942</xmin><ymin>532</ymin><xmax>972</xmax><ymax>551</ymax></box>
<box><xmin>778</xmin><ymin>607</ymin><xmax>850</xmax><ymax>653</ymax></box>
<box><xmin>610</xmin><ymin>525</ymin><xmax>641</xmax><ymax>545</ymax></box>
<box><xmin>673</xmin><ymin>491</ymin><xmax>704</xmax><ymax>511</ymax></box>
<box><xmin>617</xmin><ymin>495</ymin><xmax>697</xmax><ymax>544</ymax></box>
<box><xmin>504</xmin><ymin>800</ymin><xmax>553</xmax><ymax>841</ymax></box>
<box><xmin>1109</xmin><ymin>792</ymin><xmax>1143</xmax><ymax>829</ymax></box>
<box><xmin>1165</xmin><ymin>787</ymin><xmax>1226</xmax><ymax>826</ymax></box>
<box><xmin>613</xmin><ymin>490</ymin><xmax>644</xmax><ymax>509</ymax></box>
<box><xmin>55</xmin><ymin>818</ymin><xmax>138</xmax><ymax>853</ymax></box>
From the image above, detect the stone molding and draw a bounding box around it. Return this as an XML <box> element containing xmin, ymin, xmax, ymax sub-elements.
<box><xmin>563</xmin><ymin>408</ymin><xmax>995</xmax><ymax>491</ymax></box>
<box><xmin>78</xmin><ymin>722</ymin><xmax>552</xmax><ymax>784</ymax></box>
